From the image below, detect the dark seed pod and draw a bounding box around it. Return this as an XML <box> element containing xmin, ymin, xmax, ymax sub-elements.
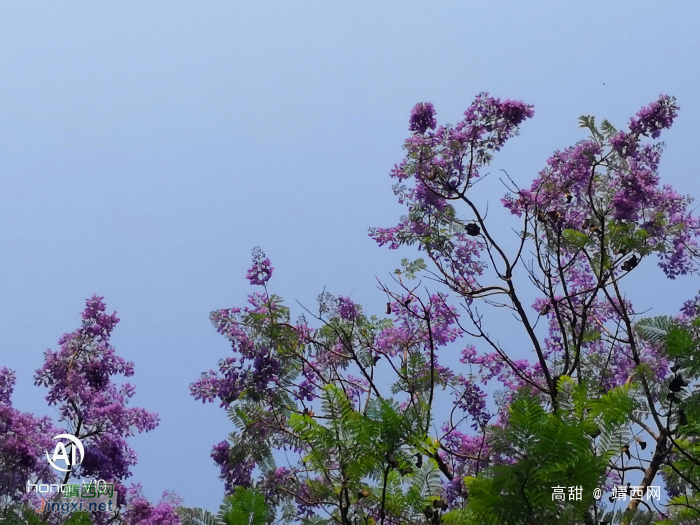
<box><xmin>399</xmin><ymin>466</ymin><xmax>413</xmax><ymax>476</ymax></box>
<box><xmin>386</xmin><ymin>303</ymin><xmax>392</xmax><ymax>315</ymax></box>
<box><xmin>433</xmin><ymin>499</ymin><xmax>449</xmax><ymax>510</ymax></box>
<box><xmin>539</xmin><ymin>304</ymin><xmax>551</xmax><ymax>316</ymax></box>
<box><xmin>621</xmin><ymin>255</ymin><xmax>639</xmax><ymax>272</ymax></box>
<box><xmin>385</xmin><ymin>452</ymin><xmax>399</xmax><ymax>469</ymax></box>
<box><xmin>547</xmin><ymin>210</ymin><xmax>562</xmax><ymax>222</ymax></box>
<box><xmin>669</xmin><ymin>374</ymin><xmax>689</xmax><ymax>392</ymax></box>
<box><xmin>426</xmin><ymin>167</ymin><xmax>440</xmax><ymax>181</ymax></box>
<box><xmin>565</xmin><ymin>193</ymin><xmax>573</xmax><ymax>203</ymax></box>
<box><xmin>634</xmin><ymin>437</ymin><xmax>647</xmax><ymax>450</ymax></box>
<box><xmin>668</xmin><ymin>392</ymin><xmax>681</xmax><ymax>403</ymax></box>
<box><xmin>679</xmin><ymin>409</ymin><xmax>688</xmax><ymax>426</ymax></box>
<box><xmin>622</xmin><ymin>445</ymin><xmax>631</xmax><ymax>459</ymax></box>
<box><xmin>423</xmin><ymin>505</ymin><xmax>434</xmax><ymax>519</ymax></box>
<box><xmin>415</xmin><ymin>453</ymin><xmax>423</xmax><ymax>468</ymax></box>
<box><xmin>536</xmin><ymin>210</ymin><xmax>547</xmax><ymax>222</ymax></box>
<box><xmin>465</xmin><ymin>223</ymin><xmax>481</xmax><ymax>236</ymax></box>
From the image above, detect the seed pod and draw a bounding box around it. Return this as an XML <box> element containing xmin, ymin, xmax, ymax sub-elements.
<box><xmin>621</xmin><ymin>255</ymin><xmax>639</xmax><ymax>272</ymax></box>
<box><xmin>433</xmin><ymin>499</ymin><xmax>449</xmax><ymax>510</ymax></box>
<box><xmin>399</xmin><ymin>466</ymin><xmax>413</xmax><ymax>476</ymax></box>
<box><xmin>385</xmin><ymin>452</ymin><xmax>399</xmax><ymax>469</ymax></box>
<box><xmin>415</xmin><ymin>453</ymin><xmax>423</xmax><ymax>468</ymax></box>
<box><xmin>634</xmin><ymin>437</ymin><xmax>647</xmax><ymax>450</ymax></box>
<box><xmin>547</xmin><ymin>210</ymin><xmax>561</xmax><ymax>222</ymax></box>
<box><xmin>622</xmin><ymin>445</ymin><xmax>631</xmax><ymax>459</ymax></box>
<box><xmin>465</xmin><ymin>223</ymin><xmax>481</xmax><ymax>236</ymax></box>
<box><xmin>669</xmin><ymin>374</ymin><xmax>689</xmax><ymax>392</ymax></box>
<box><xmin>386</xmin><ymin>303</ymin><xmax>392</xmax><ymax>315</ymax></box>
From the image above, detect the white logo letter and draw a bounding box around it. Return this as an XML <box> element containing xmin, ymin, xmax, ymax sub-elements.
<box><xmin>46</xmin><ymin>434</ymin><xmax>84</xmax><ymax>473</ymax></box>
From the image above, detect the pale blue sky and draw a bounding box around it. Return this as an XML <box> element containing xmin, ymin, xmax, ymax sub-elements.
<box><xmin>1</xmin><ymin>0</ymin><xmax>699</xmax><ymax>512</ymax></box>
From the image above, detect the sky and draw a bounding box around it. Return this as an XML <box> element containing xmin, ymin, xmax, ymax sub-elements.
<box><xmin>1</xmin><ymin>0</ymin><xmax>699</xmax><ymax>513</ymax></box>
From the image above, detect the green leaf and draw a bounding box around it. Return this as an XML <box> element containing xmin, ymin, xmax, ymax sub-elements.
<box><xmin>562</xmin><ymin>229</ymin><xmax>591</xmax><ymax>249</ymax></box>
<box><xmin>634</xmin><ymin>316</ymin><xmax>673</xmax><ymax>346</ymax></box>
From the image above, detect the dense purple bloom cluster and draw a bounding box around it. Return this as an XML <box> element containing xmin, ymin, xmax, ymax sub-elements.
<box><xmin>33</xmin><ymin>295</ymin><xmax>160</xmax><ymax>492</ymax></box>
<box><xmin>336</xmin><ymin>296</ymin><xmax>360</xmax><ymax>321</ymax></box>
<box><xmin>121</xmin><ymin>485</ymin><xmax>182</xmax><ymax>525</ymax></box>
<box><xmin>246</xmin><ymin>246</ymin><xmax>274</xmax><ymax>286</ymax></box>
<box><xmin>408</xmin><ymin>102</ymin><xmax>437</xmax><ymax>134</ymax></box>
<box><xmin>0</xmin><ymin>295</ymin><xmax>180</xmax><ymax>523</ymax></box>
<box><xmin>0</xmin><ymin>368</ymin><xmax>60</xmax><ymax>503</ymax></box>
<box><xmin>502</xmin><ymin>95</ymin><xmax>698</xmax><ymax>279</ymax></box>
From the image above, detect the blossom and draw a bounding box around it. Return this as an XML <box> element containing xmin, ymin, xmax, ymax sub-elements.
<box><xmin>246</xmin><ymin>247</ymin><xmax>274</xmax><ymax>286</ymax></box>
<box><xmin>30</xmin><ymin>295</ymin><xmax>163</xmax><ymax>520</ymax></box>
<box><xmin>336</xmin><ymin>296</ymin><xmax>360</xmax><ymax>321</ymax></box>
<box><xmin>0</xmin><ymin>367</ymin><xmax>59</xmax><ymax>502</ymax></box>
<box><xmin>121</xmin><ymin>484</ymin><xmax>183</xmax><ymax>525</ymax></box>
<box><xmin>409</xmin><ymin>102</ymin><xmax>437</xmax><ymax>134</ymax></box>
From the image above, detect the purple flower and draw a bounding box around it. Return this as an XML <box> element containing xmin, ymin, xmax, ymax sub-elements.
<box><xmin>246</xmin><ymin>247</ymin><xmax>274</xmax><ymax>286</ymax></box>
<box><xmin>28</xmin><ymin>295</ymin><xmax>164</xmax><ymax>518</ymax></box>
<box><xmin>629</xmin><ymin>95</ymin><xmax>678</xmax><ymax>139</ymax></box>
<box><xmin>409</xmin><ymin>102</ymin><xmax>437</xmax><ymax>134</ymax></box>
<box><xmin>337</xmin><ymin>296</ymin><xmax>360</xmax><ymax>321</ymax></box>
<box><xmin>499</xmin><ymin>99</ymin><xmax>534</xmax><ymax>125</ymax></box>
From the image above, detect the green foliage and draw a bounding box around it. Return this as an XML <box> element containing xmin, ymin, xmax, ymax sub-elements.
<box><xmin>562</xmin><ymin>228</ymin><xmax>592</xmax><ymax>249</ymax></box>
<box><xmin>635</xmin><ymin>316</ymin><xmax>674</xmax><ymax>347</ymax></box>
<box><xmin>178</xmin><ymin>489</ymin><xmax>269</xmax><ymax>525</ymax></box>
<box><xmin>397</xmin><ymin>258</ymin><xmax>427</xmax><ymax>280</ymax></box>
<box><xmin>221</xmin><ymin>487</ymin><xmax>268</xmax><ymax>525</ymax></box>
<box><xmin>178</xmin><ymin>507</ymin><xmax>223</xmax><ymax>525</ymax></box>
<box><xmin>460</xmin><ymin>392</ymin><xmax>608</xmax><ymax>525</ymax></box>
<box><xmin>0</xmin><ymin>505</ymin><xmax>47</xmax><ymax>525</ymax></box>
<box><xmin>64</xmin><ymin>512</ymin><xmax>93</xmax><ymax>525</ymax></box>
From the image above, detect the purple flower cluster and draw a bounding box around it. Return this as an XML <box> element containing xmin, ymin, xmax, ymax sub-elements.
<box><xmin>210</xmin><ymin>440</ymin><xmax>255</xmax><ymax>491</ymax></box>
<box><xmin>121</xmin><ymin>484</ymin><xmax>183</xmax><ymax>525</ymax></box>
<box><xmin>502</xmin><ymin>95</ymin><xmax>699</xmax><ymax>279</ymax></box>
<box><xmin>246</xmin><ymin>246</ymin><xmax>274</xmax><ymax>286</ymax></box>
<box><xmin>0</xmin><ymin>367</ymin><xmax>60</xmax><ymax>502</ymax></box>
<box><xmin>336</xmin><ymin>296</ymin><xmax>360</xmax><ymax>321</ymax></box>
<box><xmin>628</xmin><ymin>95</ymin><xmax>679</xmax><ymax>139</ymax></box>
<box><xmin>408</xmin><ymin>102</ymin><xmax>437</xmax><ymax>134</ymax></box>
<box><xmin>191</xmin><ymin>300</ymin><xmax>283</xmax><ymax>407</ymax></box>
<box><xmin>33</xmin><ymin>295</ymin><xmax>160</xmax><ymax>488</ymax></box>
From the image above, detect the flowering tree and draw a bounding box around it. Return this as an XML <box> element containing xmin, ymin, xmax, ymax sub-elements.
<box><xmin>0</xmin><ymin>295</ymin><xmax>180</xmax><ymax>525</ymax></box>
<box><xmin>0</xmin><ymin>367</ymin><xmax>59</xmax><ymax>521</ymax></box>
<box><xmin>193</xmin><ymin>94</ymin><xmax>700</xmax><ymax>524</ymax></box>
